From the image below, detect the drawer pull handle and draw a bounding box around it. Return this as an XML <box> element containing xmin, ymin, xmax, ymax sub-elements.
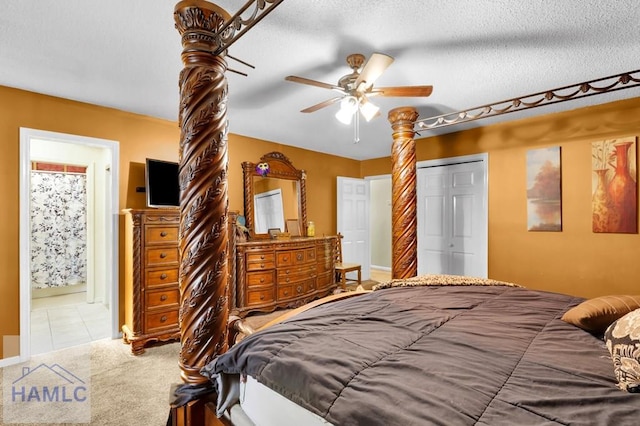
<box><xmin>160</xmin><ymin>315</ymin><xmax>167</xmax><ymax>323</ymax></box>
<box><xmin>283</xmin><ymin>290</ymin><xmax>289</xmax><ymax>296</ymax></box>
<box><xmin>297</xmin><ymin>254</ymin><xmax>303</xmax><ymax>260</ymax></box>
<box><xmin>286</xmin><ymin>278</ymin><xmax>290</xmax><ymax>283</ymax></box>
<box><xmin>160</xmin><ymin>252</ymin><xmax>167</xmax><ymax>259</ymax></box>
<box><xmin>283</xmin><ymin>256</ymin><xmax>289</xmax><ymax>261</ymax></box>
<box><xmin>260</xmin><ymin>263</ymin><xmax>265</xmax><ymax>268</ymax></box>
<box><xmin>260</xmin><ymin>278</ymin><xmax>265</xmax><ymax>283</ymax></box>
<box><xmin>160</xmin><ymin>294</ymin><xmax>167</xmax><ymax>301</ymax></box>
<box><xmin>260</xmin><ymin>294</ymin><xmax>265</xmax><ymax>300</ymax></box>
<box><xmin>260</xmin><ymin>255</ymin><xmax>265</xmax><ymax>260</ymax></box>
<box><xmin>160</xmin><ymin>273</ymin><xmax>167</xmax><ymax>279</ymax></box>
<box><xmin>297</xmin><ymin>285</ymin><xmax>303</xmax><ymax>293</ymax></box>
<box><xmin>160</xmin><ymin>231</ymin><xmax>167</xmax><ymax>237</ymax></box>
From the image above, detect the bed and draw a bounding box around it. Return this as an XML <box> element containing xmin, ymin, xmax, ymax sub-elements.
<box><xmin>200</xmin><ymin>276</ymin><xmax>640</xmax><ymax>425</ymax></box>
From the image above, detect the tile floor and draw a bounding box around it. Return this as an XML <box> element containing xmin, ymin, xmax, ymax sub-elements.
<box><xmin>30</xmin><ymin>292</ymin><xmax>110</xmax><ymax>355</ymax></box>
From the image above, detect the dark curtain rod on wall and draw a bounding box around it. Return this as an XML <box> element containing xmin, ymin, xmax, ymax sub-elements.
<box><xmin>416</xmin><ymin>69</ymin><xmax>640</xmax><ymax>130</ymax></box>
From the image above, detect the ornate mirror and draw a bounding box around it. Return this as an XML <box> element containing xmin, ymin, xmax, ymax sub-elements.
<box><xmin>243</xmin><ymin>152</ymin><xmax>307</xmax><ymax>238</ymax></box>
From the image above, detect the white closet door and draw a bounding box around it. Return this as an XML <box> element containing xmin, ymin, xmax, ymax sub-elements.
<box><xmin>417</xmin><ymin>159</ymin><xmax>487</xmax><ymax>277</ymax></box>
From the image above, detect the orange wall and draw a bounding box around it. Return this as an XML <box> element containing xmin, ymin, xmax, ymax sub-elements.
<box><xmin>4</xmin><ymin>83</ymin><xmax>639</xmax><ymax>360</ymax></box>
<box><xmin>0</xmin><ymin>85</ymin><xmax>360</xmax><ymax>359</ymax></box>
<box><xmin>362</xmin><ymin>97</ymin><xmax>640</xmax><ymax>299</ymax></box>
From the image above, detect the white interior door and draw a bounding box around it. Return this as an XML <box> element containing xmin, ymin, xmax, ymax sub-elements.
<box><xmin>417</xmin><ymin>155</ymin><xmax>487</xmax><ymax>277</ymax></box>
<box><xmin>253</xmin><ymin>188</ymin><xmax>285</xmax><ymax>233</ymax></box>
<box><xmin>337</xmin><ymin>177</ymin><xmax>370</xmax><ymax>280</ymax></box>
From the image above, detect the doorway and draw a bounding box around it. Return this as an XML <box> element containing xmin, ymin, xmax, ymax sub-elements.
<box><xmin>362</xmin><ymin>153</ymin><xmax>487</xmax><ymax>280</ymax></box>
<box><xmin>19</xmin><ymin>128</ymin><xmax>120</xmax><ymax>360</ymax></box>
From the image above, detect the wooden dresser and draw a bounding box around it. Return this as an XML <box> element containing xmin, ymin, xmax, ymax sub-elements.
<box><xmin>232</xmin><ymin>236</ymin><xmax>338</xmax><ymax>317</ymax></box>
<box><xmin>122</xmin><ymin>208</ymin><xmax>180</xmax><ymax>354</ymax></box>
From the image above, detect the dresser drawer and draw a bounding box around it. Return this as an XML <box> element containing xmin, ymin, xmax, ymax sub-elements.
<box><xmin>316</xmin><ymin>271</ymin><xmax>333</xmax><ymax>288</ymax></box>
<box><xmin>146</xmin><ymin>247</ymin><xmax>179</xmax><ymax>267</ymax></box>
<box><xmin>316</xmin><ymin>243</ymin><xmax>333</xmax><ymax>260</ymax></box>
<box><xmin>246</xmin><ymin>288</ymin><xmax>275</xmax><ymax>306</ymax></box>
<box><xmin>316</xmin><ymin>257</ymin><xmax>334</xmax><ymax>273</ymax></box>
<box><xmin>246</xmin><ymin>271</ymin><xmax>275</xmax><ymax>288</ymax></box>
<box><xmin>146</xmin><ymin>268</ymin><xmax>179</xmax><ymax>288</ymax></box>
<box><xmin>246</xmin><ymin>251</ymin><xmax>275</xmax><ymax>263</ymax></box>
<box><xmin>145</xmin><ymin>309</ymin><xmax>179</xmax><ymax>332</ymax></box>
<box><xmin>277</xmin><ymin>249</ymin><xmax>313</xmax><ymax>267</ymax></box>
<box><xmin>277</xmin><ymin>264</ymin><xmax>316</xmax><ymax>283</ymax></box>
<box><xmin>304</xmin><ymin>248</ymin><xmax>316</xmax><ymax>262</ymax></box>
<box><xmin>145</xmin><ymin>226</ymin><xmax>179</xmax><ymax>245</ymax></box>
<box><xmin>145</xmin><ymin>288</ymin><xmax>180</xmax><ymax>309</ymax></box>
<box><xmin>278</xmin><ymin>283</ymin><xmax>304</xmax><ymax>300</ymax></box>
<box><xmin>246</xmin><ymin>259</ymin><xmax>275</xmax><ymax>271</ymax></box>
<box><xmin>246</xmin><ymin>251</ymin><xmax>275</xmax><ymax>271</ymax></box>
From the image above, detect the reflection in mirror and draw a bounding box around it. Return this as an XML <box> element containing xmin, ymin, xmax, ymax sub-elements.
<box><xmin>254</xmin><ymin>188</ymin><xmax>285</xmax><ymax>234</ymax></box>
<box><xmin>253</xmin><ymin>176</ymin><xmax>299</xmax><ymax>234</ymax></box>
<box><xmin>243</xmin><ymin>152</ymin><xmax>307</xmax><ymax>238</ymax></box>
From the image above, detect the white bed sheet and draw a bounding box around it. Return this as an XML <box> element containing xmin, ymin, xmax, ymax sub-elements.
<box><xmin>238</xmin><ymin>375</ymin><xmax>333</xmax><ymax>426</ymax></box>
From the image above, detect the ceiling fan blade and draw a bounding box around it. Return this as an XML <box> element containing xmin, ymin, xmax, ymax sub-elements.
<box><xmin>371</xmin><ymin>85</ymin><xmax>434</xmax><ymax>97</ymax></box>
<box><xmin>285</xmin><ymin>75</ymin><xmax>344</xmax><ymax>92</ymax></box>
<box><xmin>354</xmin><ymin>53</ymin><xmax>394</xmax><ymax>91</ymax></box>
<box><xmin>300</xmin><ymin>97</ymin><xmax>343</xmax><ymax>113</ymax></box>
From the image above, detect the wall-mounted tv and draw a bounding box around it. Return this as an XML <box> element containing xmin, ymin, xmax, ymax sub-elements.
<box><xmin>145</xmin><ymin>158</ymin><xmax>180</xmax><ymax>208</ymax></box>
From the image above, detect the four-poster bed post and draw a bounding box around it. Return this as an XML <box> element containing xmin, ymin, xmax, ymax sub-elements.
<box><xmin>170</xmin><ymin>1</ymin><xmax>419</xmax><ymax>421</ymax></box>
<box><xmin>170</xmin><ymin>1</ymin><xmax>284</xmax><ymax>424</ymax></box>
<box><xmin>174</xmin><ymin>0</ymin><xmax>232</xmax><ymax>388</ymax></box>
<box><xmin>388</xmin><ymin>106</ymin><xmax>419</xmax><ymax>279</ymax></box>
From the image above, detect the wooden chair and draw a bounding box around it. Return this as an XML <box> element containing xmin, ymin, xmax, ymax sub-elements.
<box><xmin>335</xmin><ymin>233</ymin><xmax>361</xmax><ymax>290</ymax></box>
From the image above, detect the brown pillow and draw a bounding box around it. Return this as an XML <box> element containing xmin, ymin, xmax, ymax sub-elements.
<box><xmin>561</xmin><ymin>295</ymin><xmax>640</xmax><ymax>333</ymax></box>
<box><xmin>604</xmin><ymin>308</ymin><xmax>640</xmax><ymax>392</ymax></box>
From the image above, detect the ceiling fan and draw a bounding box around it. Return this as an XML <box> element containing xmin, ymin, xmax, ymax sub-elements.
<box><xmin>285</xmin><ymin>53</ymin><xmax>433</xmax><ymax>125</ymax></box>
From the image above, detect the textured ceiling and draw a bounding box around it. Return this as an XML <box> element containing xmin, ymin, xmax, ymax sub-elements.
<box><xmin>1</xmin><ymin>1</ymin><xmax>639</xmax><ymax>160</ymax></box>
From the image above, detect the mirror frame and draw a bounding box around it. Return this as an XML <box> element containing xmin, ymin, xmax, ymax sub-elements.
<box><xmin>242</xmin><ymin>152</ymin><xmax>307</xmax><ymax>239</ymax></box>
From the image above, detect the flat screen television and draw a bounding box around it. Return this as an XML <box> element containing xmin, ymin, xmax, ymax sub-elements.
<box><xmin>145</xmin><ymin>158</ymin><xmax>180</xmax><ymax>208</ymax></box>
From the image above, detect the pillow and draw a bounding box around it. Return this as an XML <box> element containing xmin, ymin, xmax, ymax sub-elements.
<box><xmin>604</xmin><ymin>308</ymin><xmax>640</xmax><ymax>393</ymax></box>
<box><xmin>561</xmin><ymin>295</ymin><xmax>640</xmax><ymax>333</ymax></box>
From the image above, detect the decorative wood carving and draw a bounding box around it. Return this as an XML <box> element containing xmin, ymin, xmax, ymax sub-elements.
<box><xmin>388</xmin><ymin>107</ymin><xmax>419</xmax><ymax>279</ymax></box>
<box><xmin>174</xmin><ymin>0</ymin><xmax>232</xmax><ymax>386</ymax></box>
<box><xmin>242</xmin><ymin>151</ymin><xmax>307</xmax><ymax>238</ymax></box>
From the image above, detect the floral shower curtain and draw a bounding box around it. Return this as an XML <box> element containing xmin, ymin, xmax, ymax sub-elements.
<box><xmin>30</xmin><ymin>166</ymin><xmax>87</xmax><ymax>289</ymax></box>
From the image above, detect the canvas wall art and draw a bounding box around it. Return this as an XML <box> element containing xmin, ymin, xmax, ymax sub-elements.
<box><xmin>592</xmin><ymin>137</ymin><xmax>637</xmax><ymax>233</ymax></box>
<box><xmin>527</xmin><ymin>147</ymin><xmax>562</xmax><ymax>231</ymax></box>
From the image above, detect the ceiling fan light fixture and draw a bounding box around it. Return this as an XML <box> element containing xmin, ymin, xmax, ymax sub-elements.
<box><xmin>360</xmin><ymin>99</ymin><xmax>379</xmax><ymax>122</ymax></box>
<box><xmin>335</xmin><ymin>106</ymin><xmax>354</xmax><ymax>125</ymax></box>
<box><xmin>335</xmin><ymin>96</ymin><xmax>358</xmax><ymax>125</ymax></box>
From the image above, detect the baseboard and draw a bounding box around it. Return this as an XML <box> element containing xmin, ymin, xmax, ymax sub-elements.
<box><xmin>370</xmin><ymin>265</ymin><xmax>391</xmax><ymax>272</ymax></box>
<box><xmin>0</xmin><ymin>355</ymin><xmax>23</xmax><ymax>368</ymax></box>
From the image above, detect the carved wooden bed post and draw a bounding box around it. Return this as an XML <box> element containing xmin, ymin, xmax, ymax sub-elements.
<box><xmin>175</xmin><ymin>0</ymin><xmax>231</xmax><ymax>387</ymax></box>
<box><xmin>170</xmin><ymin>2</ymin><xmax>284</xmax><ymax>424</ymax></box>
<box><xmin>388</xmin><ymin>107</ymin><xmax>419</xmax><ymax>279</ymax></box>
<box><xmin>170</xmin><ymin>2</ymin><xmax>232</xmax><ymax>424</ymax></box>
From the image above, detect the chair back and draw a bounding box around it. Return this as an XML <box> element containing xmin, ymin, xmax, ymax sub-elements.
<box><xmin>336</xmin><ymin>233</ymin><xmax>345</xmax><ymax>264</ymax></box>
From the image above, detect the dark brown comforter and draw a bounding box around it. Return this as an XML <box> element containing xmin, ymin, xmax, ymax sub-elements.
<box><xmin>203</xmin><ymin>284</ymin><xmax>640</xmax><ymax>425</ymax></box>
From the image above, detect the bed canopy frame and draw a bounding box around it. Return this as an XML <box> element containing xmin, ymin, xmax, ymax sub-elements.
<box><xmin>170</xmin><ymin>1</ymin><xmax>418</xmax><ymax>422</ymax></box>
<box><xmin>170</xmin><ymin>2</ymin><xmax>639</xmax><ymax>423</ymax></box>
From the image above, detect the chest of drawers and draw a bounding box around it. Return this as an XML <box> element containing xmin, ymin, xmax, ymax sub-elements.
<box><xmin>233</xmin><ymin>236</ymin><xmax>337</xmax><ymax>317</ymax></box>
<box><xmin>122</xmin><ymin>208</ymin><xmax>180</xmax><ymax>354</ymax></box>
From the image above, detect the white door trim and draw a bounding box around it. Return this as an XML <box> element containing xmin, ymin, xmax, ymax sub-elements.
<box><xmin>18</xmin><ymin>128</ymin><xmax>120</xmax><ymax>364</ymax></box>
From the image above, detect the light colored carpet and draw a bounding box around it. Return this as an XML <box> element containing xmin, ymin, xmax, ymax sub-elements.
<box><xmin>1</xmin><ymin>338</ymin><xmax>180</xmax><ymax>426</ymax></box>
<box><xmin>0</xmin><ymin>283</ymin><xmax>379</xmax><ymax>425</ymax></box>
